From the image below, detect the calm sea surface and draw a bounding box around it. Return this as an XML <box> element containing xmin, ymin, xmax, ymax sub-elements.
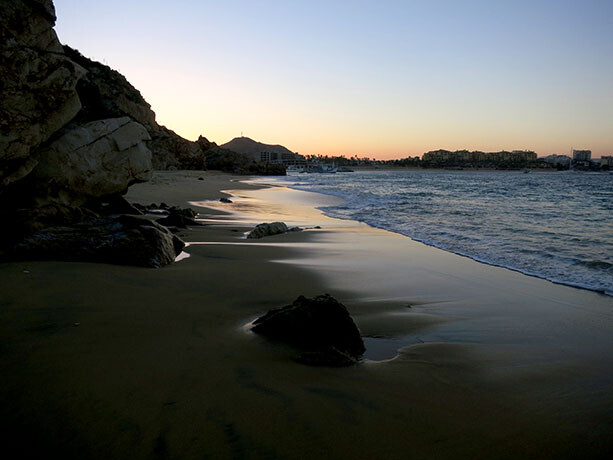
<box><xmin>283</xmin><ymin>170</ymin><xmax>613</xmax><ymax>296</ymax></box>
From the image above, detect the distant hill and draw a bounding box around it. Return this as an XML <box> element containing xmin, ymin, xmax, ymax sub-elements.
<box><xmin>221</xmin><ymin>137</ymin><xmax>298</xmax><ymax>160</ymax></box>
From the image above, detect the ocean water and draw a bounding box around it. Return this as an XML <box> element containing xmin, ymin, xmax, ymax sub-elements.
<box><xmin>283</xmin><ymin>170</ymin><xmax>613</xmax><ymax>296</ymax></box>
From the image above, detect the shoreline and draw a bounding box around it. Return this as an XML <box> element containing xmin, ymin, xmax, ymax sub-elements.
<box><xmin>1</xmin><ymin>170</ymin><xmax>612</xmax><ymax>458</ymax></box>
<box><xmin>278</xmin><ymin>171</ymin><xmax>613</xmax><ymax>297</ymax></box>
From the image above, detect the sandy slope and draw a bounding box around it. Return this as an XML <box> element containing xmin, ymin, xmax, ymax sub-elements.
<box><xmin>1</xmin><ymin>171</ymin><xmax>611</xmax><ymax>459</ymax></box>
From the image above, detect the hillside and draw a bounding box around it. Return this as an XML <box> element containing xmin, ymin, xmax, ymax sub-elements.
<box><xmin>221</xmin><ymin>137</ymin><xmax>298</xmax><ymax>159</ymax></box>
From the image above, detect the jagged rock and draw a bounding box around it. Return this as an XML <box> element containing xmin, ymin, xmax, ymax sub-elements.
<box><xmin>2</xmin><ymin>204</ymin><xmax>99</xmax><ymax>244</ymax></box>
<box><xmin>131</xmin><ymin>203</ymin><xmax>199</xmax><ymax>228</ymax></box>
<box><xmin>219</xmin><ymin>197</ymin><xmax>233</xmax><ymax>203</ymax></box>
<box><xmin>196</xmin><ymin>135</ymin><xmax>213</xmax><ymax>151</ymax></box>
<box><xmin>62</xmin><ymin>45</ymin><xmax>157</xmax><ymax>131</ymax></box>
<box><xmin>26</xmin><ymin>117</ymin><xmax>152</xmax><ymax>206</ymax></box>
<box><xmin>156</xmin><ymin>207</ymin><xmax>201</xmax><ymax>228</ymax></box>
<box><xmin>247</xmin><ymin>222</ymin><xmax>289</xmax><ymax>239</ymax></box>
<box><xmin>149</xmin><ymin>125</ymin><xmax>207</xmax><ymax>170</ymax></box>
<box><xmin>251</xmin><ymin>294</ymin><xmax>365</xmax><ymax>366</ymax></box>
<box><xmin>63</xmin><ymin>45</ymin><xmax>209</xmax><ymax>171</ymax></box>
<box><xmin>170</xmin><ymin>206</ymin><xmax>197</xmax><ymax>218</ymax></box>
<box><xmin>0</xmin><ymin>0</ymin><xmax>85</xmax><ymax>187</ymax></box>
<box><xmin>89</xmin><ymin>196</ymin><xmax>143</xmax><ymax>216</ymax></box>
<box><xmin>7</xmin><ymin>215</ymin><xmax>184</xmax><ymax>268</ymax></box>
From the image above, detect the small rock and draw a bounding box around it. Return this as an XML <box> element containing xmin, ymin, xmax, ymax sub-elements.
<box><xmin>247</xmin><ymin>222</ymin><xmax>289</xmax><ymax>239</ymax></box>
<box><xmin>156</xmin><ymin>207</ymin><xmax>200</xmax><ymax>228</ymax></box>
<box><xmin>198</xmin><ymin>177</ymin><xmax>204</xmax><ymax>181</ymax></box>
<box><xmin>219</xmin><ymin>197</ymin><xmax>233</xmax><ymax>203</ymax></box>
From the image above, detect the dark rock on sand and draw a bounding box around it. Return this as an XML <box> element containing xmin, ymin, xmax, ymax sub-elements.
<box><xmin>2</xmin><ymin>204</ymin><xmax>99</xmax><ymax>244</ymax></box>
<box><xmin>220</xmin><ymin>197</ymin><xmax>233</xmax><ymax>203</ymax></box>
<box><xmin>251</xmin><ymin>294</ymin><xmax>365</xmax><ymax>366</ymax></box>
<box><xmin>247</xmin><ymin>222</ymin><xmax>301</xmax><ymax>239</ymax></box>
<box><xmin>131</xmin><ymin>204</ymin><xmax>201</xmax><ymax>228</ymax></box>
<box><xmin>8</xmin><ymin>215</ymin><xmax>184</xmax><ymax>268</ymax></box>
<box><xmin>247</xmin><ymin>222</ymin><xmax>288</xmax><ymax>239</ymax></box>
<box><xmin>156</xmin><ymin>207</ymin><xmax>201</xmax><ymax>228</ymax></box>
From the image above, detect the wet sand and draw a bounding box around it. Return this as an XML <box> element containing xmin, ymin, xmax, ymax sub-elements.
<box><xmin>1</xmin><ymin>170</ymin><xmax>612</xmax><ymax>459</ymax></box>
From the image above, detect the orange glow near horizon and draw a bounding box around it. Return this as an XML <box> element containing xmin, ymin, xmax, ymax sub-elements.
<box><xmin>54</xmin><ymin>0</ymin><xmax>613</xmax><ymax>161</ymax></box>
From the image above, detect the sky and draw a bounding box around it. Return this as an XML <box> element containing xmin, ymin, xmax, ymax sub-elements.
<box><xmin>54</xmin><ymin>0</ymin><xmax>612</xmax><ymax>159</ymax></box>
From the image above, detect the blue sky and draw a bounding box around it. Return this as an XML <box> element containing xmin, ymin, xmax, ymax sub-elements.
<box><xmin>54</xmin><ymin>0</ymin><xmax>613</xmax><ymax>158</ymax></box>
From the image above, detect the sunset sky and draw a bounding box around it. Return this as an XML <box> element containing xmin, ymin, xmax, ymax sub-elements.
<box><xmin>54</xmin><ymin>0</ymin><xmax>612</xmax><ymax>159</ymax></box>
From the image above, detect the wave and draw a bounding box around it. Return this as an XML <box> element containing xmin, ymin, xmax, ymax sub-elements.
<box><xmin>284</xmin><ymin>170</ymin><xmax>613</xmax><ymax>297</ymax></box>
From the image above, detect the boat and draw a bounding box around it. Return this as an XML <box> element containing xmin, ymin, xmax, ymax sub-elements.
<box><xmin>286</xmin><ymin>164</ymin><xmax>306</xmax><ymax>174</ymax></box>
<box><xmin>306</xmin><ymin>164</ymin><xmax>337</xmax><ymax>174</ymax></box>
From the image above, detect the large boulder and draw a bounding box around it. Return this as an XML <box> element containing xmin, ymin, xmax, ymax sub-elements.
<box><xmin>1</xmin><ymin>203</ymin><xmax>99</xmax><ymax>244</ymax></box>
<box><xmin>251</xmin><ymin>294</ymin><xmax>365</xmax><ymax>366</ymax></box>
<box><xmin>0</xmin><ymin>0</ymin><xmax>85</xmax><ymax>186</ymax></box>
<box><xmin>7</xmin><ymin>214</ymin><xmax>184</xmax><ymax>268</ymax></box>
<box><xmin>26</xmin><ymin>117</ymin><xmax>152</xmax><ymax>206</ymax></box>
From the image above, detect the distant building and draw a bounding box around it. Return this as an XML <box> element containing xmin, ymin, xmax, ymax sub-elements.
<box><xmin>542</xmin><ymin>154</ymin><xmax>571</xmax><ymax>166</ymax></box>
<box><xmin>422</xmin><ymin>149</ymin><xmax>536</xmax><ymax>166</ymax></box>
<box><xmin>601</xmin><ymin>156</ymin><xmax>613</xmax><ymax>169</ymax></box>
<box><xmin>571</xmin><ymin>149</ymin><xmax>592</xmax><ymax>169</ymax></box>
<box><xmin>572</xmin><ymin>149</ymin><xmax>591</xmax><ymax>162</ymax></box>
<box><xmin>259</xmin><ymin>151</ymin><xmax>304</xmax><ymax>165</ymax></box>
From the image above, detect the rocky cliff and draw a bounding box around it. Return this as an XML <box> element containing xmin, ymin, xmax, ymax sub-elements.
<box><xmin>0</xmin><ymin>0</ymin><xmax>85</xmax><ymax>188</ymax></box>
<box><xmin>0</xmin><ymin>0</ymin><xmax>287</xmax><ymax>268</ymax></box>
<box><xmin>0</xmin><ymin>0</ymin><xmax>153</xmax><ymax>208</ymax></box>
<box><xmin>61</xmin><ymin>46</ymin><xmax>285</xmax><ymax>174</ymax></box>
<box><xmin>0</xmin><ymin>0</ymin><xmax>184</xmax><ymax>267</ymax></box>
<box><xmin>62</xmin><ymin>46</ymin><xmax>208</xmax><ymax>170</ymax></box>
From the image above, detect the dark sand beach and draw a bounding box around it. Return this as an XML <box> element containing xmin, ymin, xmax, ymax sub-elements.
<box><xmin>1</xmin><ymin>171</ymin><xmax>612</xmax><ymax>459</ymax></box>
